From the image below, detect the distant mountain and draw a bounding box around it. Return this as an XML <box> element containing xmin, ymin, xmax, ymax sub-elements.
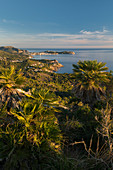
<box><xmin>0</xmin><ymin>46</ymin><xmax>28</xmax><ymax>54</ymax></box>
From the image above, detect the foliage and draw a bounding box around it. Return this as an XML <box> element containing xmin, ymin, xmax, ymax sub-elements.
<box><xmin>0</xmin><ymin>98</ymin><xmax>62</xmax><ymax>169</ymax></box>
<box><xmin>0</xmin><ymin>65</ymin><xmax>26</xmax><ymax>111</ymax></box>
<box><xmin>72</xmin><ymin>60</ymin><xmax>109</xmax><ymax>103</ymax></box>
<box><xmin>0</xmin><ymin>52</ymin><xmax>113</xmax><ymax>169</ymax></box>
<box><xmin>95</xmin><ymin>104</ymin><xmax>113</xmax><ymax>168</ymax></box>
<box><xmin>63</xmin><ymin>102</ymin><xmax>98</xmax><ymax>144</ymax></box>
<box><xmin>70</xmin><ymin>136</ymin><xmax>112</xmax><ymax>170</ymax></box>
<box><xmin>0</xmin><ymin>65</ymin><xmax>24</xmax><ymax>88</ymax></box>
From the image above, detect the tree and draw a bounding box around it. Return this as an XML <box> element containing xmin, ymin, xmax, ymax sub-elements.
<box><xmin>72</xmin><ymin>60</ymin><xmax>109</xmax><ymax>103</ymax></box>
<box><xmin>0</xmin><ymin>65</ymin><xmax>27</xmax><ymax>111</ymax></box>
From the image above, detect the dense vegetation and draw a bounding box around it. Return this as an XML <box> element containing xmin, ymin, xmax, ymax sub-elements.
<box><xmin>0</xmin><ymin>50</ymin><xmax>113</xmax><ymax>169</ymax></box>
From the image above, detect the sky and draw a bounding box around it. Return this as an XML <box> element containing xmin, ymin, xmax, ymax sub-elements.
<box><xmin>0</xmin><ymin>0</ymin><xmax>113</xmax><ymax>48</ymax></box>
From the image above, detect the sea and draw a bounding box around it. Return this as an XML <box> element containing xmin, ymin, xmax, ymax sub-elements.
<box><xmin>25</xmin><ymin>48</ymin><xmax>113</xmax><ymax>74</ymax></box>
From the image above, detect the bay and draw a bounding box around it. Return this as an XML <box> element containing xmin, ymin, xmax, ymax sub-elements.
<box><xmin>26</xmin><ymin>48</ymin><xmax>113</xmax><ymax>73</ymax></box>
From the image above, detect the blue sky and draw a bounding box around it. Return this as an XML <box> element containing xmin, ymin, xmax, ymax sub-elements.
<box><xmin>0</xmin><ymin>0</ymin><xmax>113</xmax><ymax>48</ymax></box>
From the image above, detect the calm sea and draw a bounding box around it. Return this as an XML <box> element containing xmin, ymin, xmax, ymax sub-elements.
<box><xmin>26</xmin><ymin>48</ymin><xmax>113</xmax><ymax>73</ymax></box>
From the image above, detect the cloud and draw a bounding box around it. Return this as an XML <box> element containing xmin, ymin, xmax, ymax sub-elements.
<box><xmin>80</xmin><ymin>28</ymin><xmax>109</xmax><ymax>35</ymax></box>
<box><xmin>0</xmin><ymin>28</ymin><xmax>113</xmax><ymax>48</ymax></box>
<box><xmin>2</xmin><ymin>19</ymin><xmax>24</xmax><ymax>26</ymax></box>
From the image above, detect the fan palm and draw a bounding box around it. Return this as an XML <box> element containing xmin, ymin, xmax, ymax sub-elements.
<box><xmin>72</xmin><ymin>60</ymin><xmax>109</xmax><ymax>103</ymax></box>
<box><xmin>0</xmin><ymin>65</ymin><xmax>27</xmax><ymax>111</ymax></box>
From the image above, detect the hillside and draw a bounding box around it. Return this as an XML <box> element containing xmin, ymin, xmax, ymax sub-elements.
<box><xmin>0</xmin><ymin>46</ymin><xmax>28</xmax><ymax>55</ymax></box>
<box><xmin>0</xmin><ymin>47</ymin><xmax>63</xmax><ymax>72</ymax></box>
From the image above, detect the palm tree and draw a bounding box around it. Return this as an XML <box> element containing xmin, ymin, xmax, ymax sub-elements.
<box><xmin>0</xmin><ymin>65</ymin><xmax>29</xmax><ymax>111</ymax></box>
<box><xmin>72</xmin><ymin>60</ymin><xmax>109</xmax><ymax>103</ymax></box>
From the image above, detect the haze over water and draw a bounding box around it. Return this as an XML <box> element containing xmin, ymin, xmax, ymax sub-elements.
<box><xmin>27</xmin><ymin>49</ymin><xmax>113</xmax><ymax>73</ymax></box>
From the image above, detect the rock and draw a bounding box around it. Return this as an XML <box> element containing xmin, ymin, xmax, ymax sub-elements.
<box><xmin>44</xmin><ymin>51</ymin><xmax>59</xmax><ymax>55</ymax></box>
<box><xmin>58</xmin><ymin>51</ymin><xmax>75</xmax><ymax>54</ymax></box>
<box><xmin>0</xmin><ymin>46</ymin><xmax>29</xmax><ymax>55</ymax></box>
<box><xmin>30</xmin><ymin>51</ymin><xmax>75</xmax><ymax>56</ymax></box>
<box><xmin>29</xmin><ymin>59</ymin><xmax>63</xmax><ymax>73</ymax></box>
<box><xmin>0</xmin><ymin>46</ymin><xmax>75</xmax><ymax>56</ymax></box>
<box><xmin>31</xmin><ymin>52</ymin><xmax>58</xmax><ymax>55</ymax></box>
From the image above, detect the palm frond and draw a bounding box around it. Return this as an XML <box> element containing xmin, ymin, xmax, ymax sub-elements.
<box><xmin>72</xmin><ymin>60</ymin><xmax>109</xmax><ymax>103</ymax></box>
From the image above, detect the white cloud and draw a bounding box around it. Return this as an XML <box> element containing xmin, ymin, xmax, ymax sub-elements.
<box><xmin>3</xmin><ymin>19</ymin><xmax>16</xmax><ymax>24</ymax></box>
<box><xmin>0</xmin><ymin>28</ymin><xmax>113</xmax><ymax>48</ymax></box>
<box><xmin>2</xmin><ymin>19</ymin><xmax>24</xmax><ymax>26</ymax></box>
<box><xmin>80</xmin><ymin>28</ymin><xmax>109</xmax><ymax>35</ymax></box>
